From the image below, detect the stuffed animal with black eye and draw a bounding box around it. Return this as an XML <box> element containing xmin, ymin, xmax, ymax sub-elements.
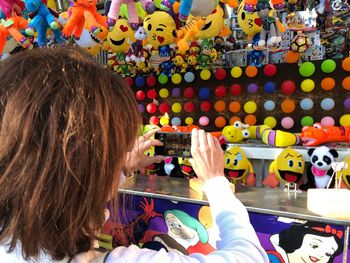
<box><xmin>299</xmin><ymin>146</ymin><xmax>338</xmax><ymax>191</ymax></box>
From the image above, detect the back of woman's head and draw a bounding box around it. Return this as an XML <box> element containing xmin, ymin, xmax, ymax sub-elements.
<box><xmin>0</xmin><ymin>47</ymin><xmax>141</xmax><ymax>260</ymax></box>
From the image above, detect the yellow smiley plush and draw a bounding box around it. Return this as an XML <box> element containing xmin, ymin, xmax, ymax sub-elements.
<box><xmin>237</xmin><ymin>1</ymin><xmax>262</xmax><ymax>38</ymax></box>
<box><xmin>195</xmin><ymin>6</ymin><xmax>231</xmax><ymax>39</ymax></box>
<box><xmin>106</xmin><ymin>19</ymin><xmax>135</xmax><ymax>53</ymax></box>
<box><xmin>143</xmin><ymin>11</ymin><xmax>177</xmax><ymax>49</ymax></box>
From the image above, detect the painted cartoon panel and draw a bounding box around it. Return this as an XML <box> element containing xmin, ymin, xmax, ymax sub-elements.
<box><xmin>102</xmin><ymin>194</ymin><xmax>348</xmax><ymax>262</ymax></box>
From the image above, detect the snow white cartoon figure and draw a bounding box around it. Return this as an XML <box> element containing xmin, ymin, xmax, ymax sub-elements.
<box><xmin>267</xmin><ymin>222</ymin><xmax>344</xmax><ymax>263</ymax></box>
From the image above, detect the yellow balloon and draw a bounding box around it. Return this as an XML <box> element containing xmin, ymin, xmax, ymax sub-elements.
<box><xmin>159</xmin><ymin>88</ymin><xmax>169</xmax><ymax>98</ymax></box>
<box><xmin>264</xmin><ymin>116</ymin><xmax>277</xmax><ymax>128</ymax></box>
<box><xmin>340</xmin><ymin>115</ymin><xmax>350</xmax><ymax>126</ymax></box>
<box><xmin>172</xmin><ymin>102</ymin><xmax>182</xmax><ymax>113</ymax></box>
<box><xmin>231</xmin><ymin>66</ymin><xmax>243</xmax><ymax>78</ymax></box>
<box><xmin>301</xmin><ymin>79</ymin><xmax>315</xmax><ymax>93</ymax></box>
<box><xmin>185</xmin><ymin>117</ymin><xmax>194</xmax><ymax>125</ymax></box>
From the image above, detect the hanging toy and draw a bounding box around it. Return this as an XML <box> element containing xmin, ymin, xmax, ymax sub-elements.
<box><xmin>62</xmin><ymin>0</ymin><xmax>108</xmax><ymax>41</ymax></box>
<box><xmin>126</xmin><ymin>25</ymin><xmax>147</xmax><ymax>62</ymax></box>
<box><xmin>0</xmin><ymin>2</ymin><xmax>31</xmax><ymax>54</ymax></box>
<box><xmin>300</xmin><ymin>146</ymin><xmax>338</xmax><ymax>191</ymax></box>
<box><xmin>285</xmin><ymin>31</ymin><xmax>311</xmax><ymax>63</ymax></box>
<box><xmin>263</xmin><ymin>147</ymin><xmax>305</xmax><ymax>188</ymax></box>
<box><xmin>107</xmin><ymin>0</ymin><xmax>155</xmax><ymax>30</ymax></box>
<box><xmin>24</xmin><ymin>0</ymin><xmax>63</xmax><ymax>47</ymax></box>
<box><xmin>255</xmin><ymin>0</ymin><xmax>282</xmax><ymax>47</ymax></box>
<box><xmin>243</xmin><ymin>0</ymin><xmax>284</xmax><ymax>12</ymax></box>
<box><xmin>224</xmin><ymin>146</ymin><xmax>256</xmax><ymax>186</ymax></box>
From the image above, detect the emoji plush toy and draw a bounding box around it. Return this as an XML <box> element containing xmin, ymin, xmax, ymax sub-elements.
<box><xmin>143</xmin><ymin>11</ymin><xmax>177</xmax><ymax>49</ymax></box>
<box><xmin>224</xmin><ymin>146</ymin><xmax>255</xmax><ymax>185</ymax></box>
<box><xmin>24</xmin><ymin>0</ymin><xmax>63</xmax><ymax>47</ymax></box>
<box><xmin>263</xmin><ymin>147</ymin><xmax>305</xmax><ymax>188</ymax></box>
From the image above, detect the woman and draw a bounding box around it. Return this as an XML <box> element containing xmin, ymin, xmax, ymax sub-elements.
<box><xmin>0</xmin><ymin>47</ymin><xmax>268</xmax><ymax>262</ymax></box>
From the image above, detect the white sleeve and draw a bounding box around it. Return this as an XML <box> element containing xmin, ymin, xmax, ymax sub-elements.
<box><xmin>105</xmin><ymin>176</ymin><xmax>269</xmax><ymax>263</ymax></box>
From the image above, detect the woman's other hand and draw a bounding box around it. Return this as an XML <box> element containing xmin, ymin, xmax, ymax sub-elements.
<box><xmin>125</xmin><ymin>128</ymin><xmax>166</xmax><ymax>173</ymax></box>
<box><xmin>189</xmin><ymin>128</ymin><xmax>225</xmax><ymax>182</ymax></box>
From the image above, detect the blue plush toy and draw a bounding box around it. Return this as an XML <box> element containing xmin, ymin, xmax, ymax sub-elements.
<box><xmin>24</xmin><ymin>0</ymin><xmax>63</xmax><ymax>47</ymax></box>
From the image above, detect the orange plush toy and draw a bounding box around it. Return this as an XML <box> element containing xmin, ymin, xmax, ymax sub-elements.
<box><xmin>62</xmin><ymin>0</ymin><xmax>108</xmax><ymax>41</ymax></box>
<box><xmin>0</xmin><ymin>14</ymin><xmax>31</xmax><ymax>54</ymax></box>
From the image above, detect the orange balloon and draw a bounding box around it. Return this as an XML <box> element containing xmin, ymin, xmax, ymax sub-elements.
<box><xmin>229</xmin><ymin>101</ymin><xmax>241</xmax><ymax>113</ymax></box>
<box><xmin>245</xmin><ymin>66</ymin><xmax>258</xmax><ymax>78</ymax></box>
<box><xmin>343</xmin><ymin>76</ymin><xmax>350</xmax><ymax>91</ymax></box>
<box><xmin>214</xmin><ymin>100</ymin><xmax>226</xmax><ymax>112</ymax></box>
<box><xmin>230</xmin><ymin>116</ymin><xmax>241</xmax><ymax>124</ymax></box>
<box><xmin>342</xmin><ymin>57</ymin><xmax>350</xmax><ymax>72</ymax></box>
<box><xmin>281</xmin><ymin>99</ymin><xmax>296</xmax><ymax>113</ymax></box>
<box><xmin>285</xmin><ymin>51</ymin><xmax>299</xmax><ymax>64</ymax></box>
<box><xmin>321</xmin><ymin>77</ymin><xmax>336</xmax><ymax>91</ymax></box>
<box><xmin>244</xmin><ymin>114</ymin><xmax>257</xmax><ymax>125</ymax></box>
<box><xmin>215</xmin><ymin>116</ymin><xmax>227</xmax><ymax>128</ymax></box>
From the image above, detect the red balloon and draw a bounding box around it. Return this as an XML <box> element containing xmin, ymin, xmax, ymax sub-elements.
<box><xmin>146</xmin><ymin>103</ymin><xmax>157</xmax><ymax>113</ymax></box>
<box><xmin>146</xmin><ymin>76</ymin><xmax>157</xmax><ymax>87</ymax></box>
<box><xmin>281</xmin><ymin>80</ymin><xmax>296</xmax><ymax>95</ymax></box>
<box><xmin>159</xmin><ymin>102</ymin><xmax>170</xmax><ymax>113</ymax></box>
<box><xmin>200</xmin><ymin>101</ymin><xmax>211</xmax><ymax>112</ymax></box>
<box><xmin>135</xmin><ymin>90</ymin><xmax>145</xmax><ymax>101</ymax></box>
<box><xmin>263</xmin><ymin>64</ymin><xmax>277</xmax><ymax>77</ymax></box>
<box><xmin>147</xmin><ymin>89</ymin><xmax>157</xmax><ymax>99</ymax></box>
<box><xmin>215</xmin><ymin>68</ymin><xmax>227</xmax><ymax>80</ymax></box>
<box><xmin>125</xmin><ymin>77</ymin><xmax>134</xmax><ymax>86</ymax></box>
<box><xmin>184</xmin><ymin>87</ymin><xmax>195</xmax><ymax>98</ymax></box>
<box><xmin>149</xmin><ymin>116</ymin><xmax>159</xmax><ymax>125</ymax></box>
<box><xmin>230</xmin><ymin>84</ymin><xmax>242</xmax><ymax>95</ymax></box>
<box><xmin>215</xmin><ymin>86</ymin><xmax>227</xmax><ymax>98</ymax></box>
<box><xmin>184</xmin><ymin>101</ymin><xmax>196</xmax><ymax>112</ymax></box>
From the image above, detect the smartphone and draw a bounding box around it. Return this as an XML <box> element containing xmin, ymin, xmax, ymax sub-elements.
<box><xmin>154</xmin><ymin>132</ymin><xmax>192</xmax><ymax>157</ymax></box>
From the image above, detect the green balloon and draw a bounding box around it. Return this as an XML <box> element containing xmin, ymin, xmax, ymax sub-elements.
<box><xmin>321</xmin><ymin>59</ymin><xmax>336</xmax><ymax>73</ymax></box>
<box><xmin>299</xmin><ymin>62</ymin><xmax>315</xmax><ymax>77</ymax></box>
<box><xmin>301</xmin><ymin>116</ymin><xmax>314</xmax><ymax>127</ymax></box>
<box><xmin>158</xmin><ymin>74</ymin><xmax>168</xmax><ymax>84</ymax></box>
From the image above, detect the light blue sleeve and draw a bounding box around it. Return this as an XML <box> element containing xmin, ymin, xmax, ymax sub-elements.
<box><xmin>105</xmin><ymin>176</ymin><xmax>269</xmax><ymax>263</ymax></box>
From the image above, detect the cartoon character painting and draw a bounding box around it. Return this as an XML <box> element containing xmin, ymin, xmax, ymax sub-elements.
<box><xmin>267</xmin><ymin>222</ymin><xmax>344</xmax><ymax>263</ymax></box>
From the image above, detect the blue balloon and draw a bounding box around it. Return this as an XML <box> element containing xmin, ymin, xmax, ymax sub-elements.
<box><xmin>135</xmin><ymin>76</ymin><xmax>145</xmax><ymax>88</ymax></box>
<box><xmin>171</xmin><ymin>117</ymin><xmax>181</xmax><ymax>126</ymax></box>
<box><xmin>199</xmin><ymin>87</ymin><xmax>211</xmax><ymax>100</ymax></box>
<box><xmin>184</xmin><ymin>72</ymin><xmax>195</xmax><ymax>83</ymax></box>
<box><xmin>264</xmin><ymin>82</ymin><xmax>276</xmax><ymax>94</ymax></box>
<box><xmin>321</xmin><ymin>98</ymin><xmax>335</xmax><ymax>111</ymax></box>
<box><xmin>300</xmin><ymin>98</ymin><xmax>314</xmax><ymax>110</ymax></box>
<box><xmin>264</xmin><ymin>100</ymin><xmax>275</xmax><ymax>111</ymax></box>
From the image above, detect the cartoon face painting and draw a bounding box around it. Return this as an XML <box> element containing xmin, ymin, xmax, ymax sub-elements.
<box><xmin>287</xmin><ymin>234</ymin><xmax>338</xmax><ymax>263</ymax></box>
<box><xmin>165</xmin><ymin>212</ymin><xmax>199</xmax><ymax>241</ymax></box>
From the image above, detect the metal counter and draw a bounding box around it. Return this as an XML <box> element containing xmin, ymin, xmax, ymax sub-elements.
<box><xmin>119</xmin><ymin>175</ymin><xmax>350</xmax><ymax>226</ymax></box>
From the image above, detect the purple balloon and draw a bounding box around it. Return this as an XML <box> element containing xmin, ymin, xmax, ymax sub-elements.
<box><xmin>247</xmin><ymin>83</ymin><xmax>259</xmax><ymax>93</ymax></box>
<box><xmin>172</xmin><ymin>88</ymin><xmax>181</xmax><ymax>97</ymax></box>
<box><xmin>138</xmin><ymin>104</ymin><xmax>145</xmax><ymax>113</ymax></box>
<box><xmin>344</xmin><ymin>98</ymin><xmax>350</xmax><ymax>109</ymax></box>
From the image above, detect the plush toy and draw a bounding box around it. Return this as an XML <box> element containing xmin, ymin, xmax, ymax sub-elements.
<box><xmin>247</xmin><ymin>33</ymin><xmax>265</xmax><ymax>67</ymax></box>
<box><xmin>126</xmin><ymin>25</ymin><xmax>147</xmax><ymax>62</ymax></box>
<box><xmin>219</xmin><ymin>121</ymin><xmax>250</xmax><ymax>146</ymax></box>
<box><xmin>158</xmin><ymin>44</ymin><xmax>174</xmax><ymax>77</ymax></box>
<box><xmin>339</xmin><ymin>156</ymin><xmax>350</xmax><ymax>189</ymax></box>
<box><xmin>243</xmin><ymin>0</ymin><xmax>284</xmax><ymax>12</ymax></box>
<box><xmin>0</xmin><ymin>14</ymin><xmax>31</xmax><ymax>54</ymax></box>
<box><xmin>255</xmin><ymin>0</ymin><xmax>281</xmax><ymax>47</ymax></box>
<box><xmin>220</xmin><ymin>121</ymin><xmax>300</xmax><ymax>148</ymax></box>
<box><xmin>113</xmin><ymin>52</ymin><xmax>134</xmax><ymax>77</ymax></box>
<box><xmin>176</xmin><ymin>16</ymin><xmax>205</xmax><ymax>53</ymax></box>
<box><xmin>0</xmin><ymin>0</ymin><xmax>25</xmax><ymax>19</ymax></box>
<box><xmin>104</xmin><ymin>18</ymin><xmax>135</xmax><ymax>53</ymax></box>
<box><xmin>62</xmin><ymin>0</ymin><xmax>108</xmax><ymax>41</ymax></box>
<box><xmin>263</xmin><ymin>147</ymin><xmax>305</xmax><ymax>188</ymax></box>
<box><xmin>172</xmin><ymin>53</ymin><xmax>188</xmax><ymax>73</ymax></box>
<box><xmin>224</xmin><ymin>146</ymin><xmax>255</xmax><ymax>185</ymax></box>
<box><xmin>196</xmin><ymin>38</ymin><xmax>216</xmax><ymax>69</ymax></box>
<box><xmin>143</xmin><ymin>11</ymin><xmax>177</xmax><ymax>49</ymax></box>
<box><xmin>301</xmin><ymin>123</ymin><xmax>350</xmax><ymax>147</ymax></box>
<box><xmin>186</xmin><ymin>53</ymin><xmax>198</xmax><ymax>71</ymax></box>
<box><xmin>237</xmin><ymin>1</ymin><xmax>262</xmax><ymax>39</ymax></box>
<box><xmin>194</xmin><ymin>5</ymin><xmax>231</xmax><ymax>40</ymax></box>
<box><xmin>24</xmin><ymin>0</ymin><xmax>63</xmax><ymax>47</ymax></box>
<box><xmin>299</xmin><ymin>146</ymin><xmax>339</xmax><ymax>191</ymax></box>
<box><xmin>107</xmin><ymin>0</ymin><xmax>155</xmax><ymax>30</ymax></box>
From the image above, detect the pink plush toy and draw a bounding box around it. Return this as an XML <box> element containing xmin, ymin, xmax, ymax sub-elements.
<box><xmin>107</xmin><ymin>0</ymin><xmax>155</xmax><ymax>30</ymax></box>
<box><xmin>0</xmin><ymin>0</ymin><xmax>25</xmax><ymax>18</ymax></box>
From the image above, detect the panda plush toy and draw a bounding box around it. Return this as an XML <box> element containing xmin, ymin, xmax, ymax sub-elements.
<box><xmin>300</xmin><ymin>146</ymin><xmax>338</xmax><ymax>191</ymax></box>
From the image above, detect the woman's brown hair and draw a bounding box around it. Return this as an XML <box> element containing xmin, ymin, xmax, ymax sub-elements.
<box><xmin>0</xmin><ymin>47</ymin><xmax>141</xmax><ymax>260</ymax></box>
